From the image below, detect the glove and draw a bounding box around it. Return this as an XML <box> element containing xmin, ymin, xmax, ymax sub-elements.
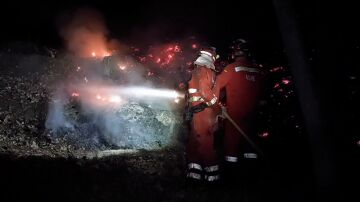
<box><xmin>190</xmin><ymin>102</ymin><xmax>208</xmax><ymax>113</ymax></box>
<box><xmin>221</xmin><ymin>105</ymin><xmax>227</xmax><ymax>115</ymax></box>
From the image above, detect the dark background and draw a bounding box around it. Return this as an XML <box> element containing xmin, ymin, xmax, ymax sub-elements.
<box><xmin>0</xmin><ymin>0</ymin><xmax>359</xmax><ymax>201</ymax></box>
<box><xmin>0</xmin><ymin>0</ymin><xmax>283</xmax><ymax>62</ymax></box>
<box><xmin>1</xmin><ymin>0</ymin><xmax>359</xmax><ymax>67</ymax></box>
<box><xmin>1</xmin><ymin>0</ymin><xmax>359</xmax><ymax>54</ymax></box>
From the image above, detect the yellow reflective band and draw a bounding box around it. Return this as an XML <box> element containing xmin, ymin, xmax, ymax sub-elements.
<box><xmin>189</xmin><ymin>96</ymin><xmax>204</xmax><ymax>102</ymax></box>
<box><xmin>188</xmin><ymin>88</ymin><xmax>198</xmax><ymax>94</ymax></box>
<box><xmin>204</xmin><ymin>175</ymin><xmax>220</xmax><ymax>182</ymax></box>
<box><xmin>244</xmin><ymin>153</ymin><xmax>258</xmax><ymax>159</ymax></box>
<box><xmin>199</xmin><ymin>51</ymin><xmax>216</xmax><ymax>61</ymax></box>
<box><xmin>188</xmin><ymin>163</ymin><xmax>202</xmax><ymax>170</ymax></box>
<box><xmin>204</xmin><ymin>165</ymin><xmax>219</xmax><ymax>172</ymax></box>
<box><xmin>235</xmin><ymin>66</ymin><xmax>260</xmax><ymax>73</ymax></box>
<box><xmin>200</xmin><ymin>51</ymin><xmax>213</xmax><ymax>57</ymax></box>
<box><xmin>225</xmin><ymin>156</ymin><xmax>238</xmax><ymax>162</ymax></box>
<box><xmin>206</xmin><ymin>96</ymin><xmax>217</xmax><ymax>106</ymax></box>
<box><xmin>187</xmin><ymin>172</ymin><xmax>201</xmax><ymax>180</ymax></box>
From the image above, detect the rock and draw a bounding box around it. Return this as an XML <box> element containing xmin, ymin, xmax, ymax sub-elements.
<box><xmin>31</xmin><ymin>141</ymin><xmax>39</xmax><ymax>150</ymax></box>
<box><xmin>60</xmin><ymin>145</ymin><xmax>67</xmax><ymax>152</ymax></box>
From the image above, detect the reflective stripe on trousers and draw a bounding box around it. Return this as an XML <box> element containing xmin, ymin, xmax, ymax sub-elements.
<box><xmin>204</xmin><ymin>164</ymin><xmax>220</xmax><ymax>182</ymax></box>
<box><xmin>188</xmin><ymin>163</ymin><xmax>202</xmax><ymax>171</ymax></box>
<box><xmin>204</xmin><ymin>174</ymin><xmax>220</xmax><ymax>182</ymax></box>
<box><xmin>204</xmin><ymin>165</ymin><xmax>219</xmax><ymax>172</ymax></box>
<box><xmin>225</xmin><ymin>156</ymin><xmax>238</xmax><ymax>162</ymax></box>
<box><xmin>187</xmin><ymin>172</ymin><xmax>201</xmax><ymax>180</ymax></box>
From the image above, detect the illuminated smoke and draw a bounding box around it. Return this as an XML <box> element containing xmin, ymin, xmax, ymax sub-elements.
<box><xmin>59</xmin><ymin>8</ymin><xmax>116</xmax><ymax>58</ymax></box>
<box><xmin>49</xmin><ymin>15</ymin><xmax>202</xmax><ymax>150</ymax></box>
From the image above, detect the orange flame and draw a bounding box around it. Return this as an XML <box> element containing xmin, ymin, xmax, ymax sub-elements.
<box><xmin>118</xmin><ymin>63</ymin><xmax>126</xmax><ymax>70</ymax></box>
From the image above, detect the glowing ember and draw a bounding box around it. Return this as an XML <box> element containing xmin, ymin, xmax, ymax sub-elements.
<box><xmin>192</xmin><ymin>44</ymin><xmax>197</xmax><ymax>49</ymax></box>
<box><xmin>139</xmin><ymin>57</ymin><xmax>146</xmax><ymax>62</ymax></box>
<box><xmin>168</xmin><ymin>54</ymin><xmax>173</xmax><ymax>59</ymax></box>
<box><xmin>270</xmin><ymin>66</ymin><xmax>284</xmax><ymax>72</ymax></box>
<box><xmin>156</xmin><ymin>58</ymin><xmax>161</xmax><ymax>63</ymax></box>
<box><xmin>118</xmin><ymin>64</ymin><xmax>126</xmax><ymax>70</ymax></box>
<box><xmin>274</xmin><ymin>83</ymin><xmax>280</xmax><ymax>88</ymax></box>
<box><xmin>90</xmin><ymin>51</ymin><xmax>110</xmax><ymax>59</ymax></box>
<box><xmin>357</xmin><ymin>140</ymin><xmax>360</xmax><ymax>146</ymax></box>
<box><xmin>259</xmin><ymin>131</ymin><xmax>269</xmax><ymax>138</ymax></box>
<box><xmin>174</xmin><ymin>45</ymin><xmax>181</xmax><ymax>52</ymax></box>
<box><xmin>282</xmin><ymin>79</ymin><xmax>291</xmax><ymax>85</ymax></box>
<box><xmin>76</xmin><ymin>66</ymin><xmax>81</xmax><ymax>72</ymax></box>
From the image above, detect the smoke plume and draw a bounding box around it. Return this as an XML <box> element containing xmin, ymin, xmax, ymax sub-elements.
<box><xmin>59</xmin><ymin>8</ymin><xmax>113</xmax><ymax>58</ymax></box>
<box><xmin>46</xmin><ymin>9</ymin><xmax>203</xmax><ymax>151</ymax></box>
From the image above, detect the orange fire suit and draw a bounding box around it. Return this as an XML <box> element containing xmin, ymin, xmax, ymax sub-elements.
<box><xmin>214</xmin><ymin>57</ymin><xmax>263</xmax><ymax>162</ymax></box>
<box><xmin>186</xmin><ymin>65</ymin><xmax>219</xmax><ymax>182</ymax></box>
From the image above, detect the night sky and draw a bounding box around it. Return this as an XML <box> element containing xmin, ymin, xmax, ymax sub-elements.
<box><xmin>1</xmin><ymin>1</ymin><xmax>359</xmax><ymax>48</ymax></box>
<box><xmin>2</xmin><ymin>0</ymin><xmax>359</xmax><ymax>67</ymax></box>
<box><xmin>1</xmin><ymin>1</ymin><xmax>282</xmax><ymax>60</ymax></box>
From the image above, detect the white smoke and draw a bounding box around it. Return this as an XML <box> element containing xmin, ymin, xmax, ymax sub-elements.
<box><xmin>58</xmin><ymin>8</ymin><xmax>118</xmax><ymax>58</ymax></box>
<box><xmin>46</xmin><ymin>9</ymin><xmax>200</xmax><ymax>150</ymax></box>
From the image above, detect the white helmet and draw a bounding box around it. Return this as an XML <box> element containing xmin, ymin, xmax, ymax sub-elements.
<box><xmin>194</xmin><ymin>47</ymin><xmax>217</xmax><ymax>70</ymax></box>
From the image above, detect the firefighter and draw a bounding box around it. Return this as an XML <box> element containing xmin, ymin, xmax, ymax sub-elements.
<box><xmin>185</xmin><ymin>47</ymin><xmax>220</xmax><ymax>183</ymax></box>
<box><xmin>214</xmin><ymin>39</ymin><xmax>264</xmax><ymax>181</ymax></box>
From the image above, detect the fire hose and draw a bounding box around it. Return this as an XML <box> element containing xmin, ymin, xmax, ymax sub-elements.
<box><xmin>219</xmin><ymin>105</ymin><xmax>264</xmax><ymax>157</ymax></box>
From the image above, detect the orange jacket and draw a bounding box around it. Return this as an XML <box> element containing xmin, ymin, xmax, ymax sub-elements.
<box><xmin>214</xmin><ymin>57</ymin><xmax>263</xmax><ymax>117</ymax></box>
<box><xmin>188</xmin><ymin>66</ymin><xmax>218</xmax><ymax>107</ymax></box>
